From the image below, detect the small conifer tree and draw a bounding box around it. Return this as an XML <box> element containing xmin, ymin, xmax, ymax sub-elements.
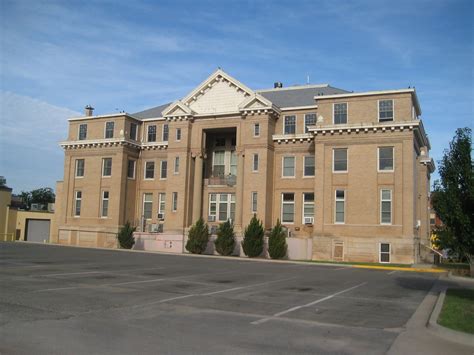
<box><xmin>242</xmin><ymin>214</ymin><xmax>264</xmax><ymax>257</ymax></box>
<box><xmin>268</xmin><ymin>219</ymin><xmax>287</xmax><ymax>259</ymax></box>
<box><xmin>117</xmin><ymin>221</ymin><xmax>136</xmax><ymax>249</ymax></box>
<box><xmin>185</xmin><ymin>218</ymin><xmax>210</xmax><ymax>254</ymax></box>
<box><xmin>215</xmin><ymin>220</ymin><xmax>236</xmax><ymax>256</ymax></box>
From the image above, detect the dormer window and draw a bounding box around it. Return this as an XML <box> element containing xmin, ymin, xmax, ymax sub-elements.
<box><xmin>379</xmin><ymin>100</ymin><xmax>394</xmax><ymax>121</ymax></box>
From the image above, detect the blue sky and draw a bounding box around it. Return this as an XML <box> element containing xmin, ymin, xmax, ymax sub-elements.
<box><xmin>0</xmin><ymin>0</ymin><xmax>472</xmax><ymax>193</ymax></box>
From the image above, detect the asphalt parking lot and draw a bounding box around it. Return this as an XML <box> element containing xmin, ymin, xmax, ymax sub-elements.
<box><xmin>0</xmin><ymin>243</ymin><xmax>440</xmax><ymax>355</ymax></box>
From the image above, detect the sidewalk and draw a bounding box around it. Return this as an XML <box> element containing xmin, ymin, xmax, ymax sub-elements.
<box><xmin>388</xmin><ymin>276</ymin><xmax>474</xmax><ymax>355</ymax></box>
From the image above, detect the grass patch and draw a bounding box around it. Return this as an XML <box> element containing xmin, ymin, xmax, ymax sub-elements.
<box><xmin>438</xmin><ymin>288</ymin><xmax>474</xmax><ymax>334</ymax></box>
<box><xmin>439</xmin><ymin>263</ymin><xmax>470</xmax><ymax>277</ymax></box>
<box><xmin>300</xmin><ymin>260</ymin><xmax>412</xmax><ymax>268</ymax></box>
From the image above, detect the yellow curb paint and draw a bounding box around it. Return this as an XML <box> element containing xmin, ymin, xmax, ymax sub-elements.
<box><xmin>352</xmin><ymin>265</ymin><xmax>445</xmax><ymax>273</ymax></box>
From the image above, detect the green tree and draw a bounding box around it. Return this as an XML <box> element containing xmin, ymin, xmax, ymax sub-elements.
<box><xmin>432</xmin><ymin>127</ymin><xmax>474</xmax><ymax>276</ymax></box>
<box><xmin>186</xmin><ymin>218</ymin><xmax>210</xmax><ymax>254</ymax></box>
<box><xmin>268</xmin><ymin>219</ymin><xmax>287</xmax><ymax>259</ymax></box>
<box><xmin>215</xmin><ymin>220</ymin><xmax>235</xmax><ymax>256</ymax></box>
<box><xmin>19</xmin><ymin>187</ymin><xmax>55</xmax><ymax>210</ymax></box>
<box><xmin>117</xmin><ymin>221</ymin><xmax>136</xmax><ymax>249</ymax></box>
<box><xmin>242</xmin><ymin>214</ymin><xmax>264</xmax><ymax>257</ymax></box>
<box><xmin>19</xmin><ymin>191</ymin><xmax>32</xmax><ymax>209</ymax></box>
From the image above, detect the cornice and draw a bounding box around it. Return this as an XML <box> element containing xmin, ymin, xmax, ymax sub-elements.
<box><xmin>273</xmin><ymin>133</ymin><xmax>313</xmax><ymax>144</ymax></box>
<box><xmin>59</xmin><ymin>138</ymin><xmax>168</xmax><ymax>151</ymax></box>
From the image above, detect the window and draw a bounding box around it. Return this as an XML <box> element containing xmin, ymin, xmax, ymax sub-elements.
<box><xmin>209</xmin><ymin>193</ymin><xmax>235</xmax><ymax>222</ymax></box>
<box><xmin>212</xmin><ymin>150</ymin><xmax>225</xmax><ymax>176</ymax></box>
<box><xmin>127</xmin><ymin>160</ymin><xmax>135</xmax><ymax>179</ymax></box>
<box><xmin>380</xmin><ymin>243</ymin><xmax>391</xmax><ymax>263</ymax></box>
<box><xmin>335</xmin><ymin>190</ymin><xmax>345</xmax><ymax>224</ymax></box>
<box><xmin>148</xmin><ymin>125</ymin><xmax>156</xmax><ymax>142</ymax></box>
<box><xmin>251</xmin><ymin>192</ymin><xmax>258</xmax><ymax>213</ymax></box>
<box><xmin>379</xmin><ymin>100</ymin><xmax>394</xmax><ymax>121</ymax></box>
<box><xmin>334</xmin><ymin>103</ymin><xmax>347</xmax><ymax>124</ymax></box>
<box><xmin>230</xmin><ymin>150</ymin><xmax>237</xmax><ymax>176</ymax></box>
<box><xmin>254</xmin><ymin>123</ymin><xmax>260</xmax><ymax>137</ymax></box>
<box><xmin>303</xmin><ymin>156</ymin><xmax>315</xmax><ymax>177</ymax></box>
<box><xmin>158</xmin><ymin>193</ymin><xmax>166</xmax><ymax>217</ymax></box>
<box><xmin>174</xmin><ymin>156</ymin><xmax>180</xmax><ymax>174</ymax></box>
<box><xmin>380</xmin><ymin>189</ymin><xmax>392</xmax><ymax>224</ymax></box>
<box><xmin>176</xmin><ymin>128</ymin><xmax>181</xmax><ymax>141</ymax></box>
<box><xmin>172</xmin><ymin>192</ymin><xmax>178</xmax><ymax>212</ymax></box>
<box><xmin>160</xmin><ymin>160</ymin><xmax>167</xmax><ymax>179</ymax></box>
<box><xmin>78</xmin><ymin>124</ymin><xmax>87</xmax><ymax>140</ymax></box>
<box><xmin>75</xmin><ymin>159</ymin><xmax>85</xmax><ymax>177</ymax></box>
<box><xmin>74</xmin><ymin>191</ymin><xmax>82</xmax><ymax>217</ymax></box>
<box><xmin>378</xmin><ymin>147</ymin><xmax>394</xmax><ymax>171</ymax></box>
<box><xmin>102</xmin><ymin>158</ymin><xmax>112</xmax><ymax>177</ymax></box>
<box><xmin>281</xmin><ymin>193</ymin><xmax>295</xmax><ymax>223</ymax></box>
<box><xmin>284</xmin><ymin>116</ymin><xmax>296</xmax><ymax>134</ymax></box>
<box><xmin>215</xmin><ymin>137</ymin><xmax>225</xmax><ymax>147</ymax></box>
<box><xmin>253</xmin><ymin>154</ymin><xmax>259</xmax><ymax>172</ymax></box>
<box><xmin>162</xmin><ymin>124</ymin><xmax>169</xmax><ymax>141</ymax></box>
<box><xmin>145</xmin><ymin>161</ymin><xmax>155</xmax><ymax>179</ymax></box>
<box><xmin>101</xmin><ymin>191</ymin><xmax>109</xmax><ymax>218</ymax></box>
<box><xmin>105</xmin><ymin>122</ymin><xmax>114</xmax><ymax>138</ymax></box>
<box><xmin>303</xmin><ymin>193</ymin><xmax>314</xmax><ymax>223</ymax></box>
<box><xmin>130</xmin><ymin>123</ymin><xmax>137</xmax><ymax>140</ymax></box>
<box><xmin>143</xmin><ymin>193</ymin><xmax>153</xmax><ymax>219</ymax></box>
<box><xmin>333</xmin><ymin>148</ymin><xmax>347</xmax><ymax>172</ymax></box>
<box><xmin>282</xmin><ymin>156</ymin><xmax>295</xmax><ymax>177</ymax></box>
<box><xmin>304</xmin><ymin>113</ymin><xmax>317</xmax><ymax>133</ymax></box>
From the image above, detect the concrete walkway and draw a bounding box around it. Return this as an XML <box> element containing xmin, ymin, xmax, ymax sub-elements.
<box><xmin>388</xmin><ymin>276</ymin><xmax>474</xmax><ymax>355</ymax></box>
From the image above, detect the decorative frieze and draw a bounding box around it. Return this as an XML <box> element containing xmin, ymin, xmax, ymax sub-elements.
<box><xmin>60</xmin><ymin>138</ymin><xmax>167</xmax><ymax>151</ymax></box>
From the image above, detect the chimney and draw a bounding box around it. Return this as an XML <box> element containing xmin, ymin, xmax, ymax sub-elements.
<box><xmin>273</xmin><ymin>82</ymin><xmax>283</xmax><ymax>89</ymax></box>
<box><xmin>85</xmin><ymin>105</ymin><xmax>94</xmax><ymax>116</ymax></box>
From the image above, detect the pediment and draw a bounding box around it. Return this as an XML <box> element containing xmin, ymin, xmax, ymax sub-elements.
<box><xmin>162</xmin><ymin>101</ymin><xmax>194</xmax><ymax>117</ymax></box>
<box><xmin>239</xmin><ymin>94</ymin><xmax>273</xmax><ymax>110</ymax></box>
<box><xmin>182</xmin><ymin>69</ymin><xmax>256</xmax><ymax>114</ymax></box>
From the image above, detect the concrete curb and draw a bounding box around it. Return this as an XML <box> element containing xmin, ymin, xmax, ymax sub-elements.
<box><xmin>427</xmin><ymin>288</ymin><xmax>474</xmax><ymax>347</ymax></box>
<box><xmin>12</xmin><ymin>241</ymin><xmax>444</xmax><ymax>273</ymax></box>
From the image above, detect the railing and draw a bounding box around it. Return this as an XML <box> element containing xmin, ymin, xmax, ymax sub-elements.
<box><xmin>0</xmin><ymin>233</ymin><xmax>15</xmax><ymax>242</ymax></box>
<box><xmin>206</xmin><ymin>174</ymin><xmax>237</xmax><ymax>186</ymax></box>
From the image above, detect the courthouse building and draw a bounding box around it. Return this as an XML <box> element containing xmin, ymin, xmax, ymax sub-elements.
<box><xmin>52</xmin><ymin>69</ymin><xmax>435</xmax><ymax>264</ymax></box>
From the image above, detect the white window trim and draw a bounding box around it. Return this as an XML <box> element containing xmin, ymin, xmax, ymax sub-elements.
<box><xmin>377</xmin><ymin>146</ymin><xmax>395</xmax><ymax>173</ymax></box>
<box><xmin>162</xmin><ymin>124</ymin><xmax>169</xmax><ymax>142</ymax></box>
<box><xmin>102</xmin><ymin>158</ymin><xmax>112</xmax><ymax>178</ymax></box>
<box><xmin>100</xmin><ymin>190</ymin><xmax>109</xmax><ymax>218</ymax></box>
<box><xmin>143</xmin><ymin>193</ymin><xmax>153</xmax><ymax>220</ymax></box>
<box><xmin>333</xmin><ymin>102</ymin><xmax>348</xmax><ymax>125</ymax></box>
<box><xmin>282</xmin><ymin>156</ymin><xmax>296</xmax><ymax>178</ymax></box>
<box><xmin>176</xmin><ymin>128</ymin><xmax>181</xmax><ymax>141</ymax></box>
<box><xmin>332</xmin><ymin>148</ymin><xmax>348</xmax><ymax>173</ymax></box>
<box><xmin>160</xmin><ymin>160</ymin><xmax>168</xmax><ymax>180</ymax></box>
<box><xmin>252</xmin><ymin>153</ymin><xmax>259</xmax><ymax>172</ymax></box>
<box><xmin>254</xmin><ymin>123</ymin><xmax>260</xmax><ymax>137</ymax></box>
<box><xmin>158</xmin><ymin>193</ymin><xmax>166</xmax><ymax>216</ymax></box>
<box><xmin>281</xmin><ymin>193</ymin><xmax>295</xmax><ymax>224</ymax></box>
<box><xmin>304</xmin><ymin>113</ymin><xmax>317</xmax><ymax>133</ymax></box>
<box><xmin>283</xmin><ymin>115</ymin><xmax>297</xmax><ymax>135</ymax></box>
<box><xmin>209</xmin><ymin>193</ymin><xmax>236</xmax><ymax>222</ymax></box>
<box><xmin>174</xmin><ymin>156</ymin><xmax>180</xmax><ymax>174</ymax></box>
<box><xmin>172</xmin><ymin>192</ymin><xmax>178</xmax><ymax>212</ymax></box>
<box><xmin>334</xmin><ymin>190</ymin><xmax>345</xmax><ymax>224</ymax></box>
<box><xmin>104</xmin><ymin>121</ymin><xmax>114</xmax><ymax>139</ymax></box>
<box><xmin>144</xmin><ymin>160</ymin><xmax>155</xmax><ymax>180</ymax></box>
<box><xmin>75</xmin><ymin>159</ymin><xmax>84</xmax><ymax>178</ymax></box>
<box><xmin>379</xmin><ymin>243</ymin><xmax>391</xmax><ymax>263</ymax></box>
<box><xmin>302</xmin><ymin>193</ymin><xmax>315</xmax><ymax>224</ymax></box>
<box><xmin>147</xmin><ymin>124</ymin><xmax>157</xmax><ymax>142</ymax></box>
<box><xmin>74</xmin><ymin>190</ymin><xmax>82</xmax><ymax>217</ymax></box>
<box><xmin>208</xmin><ymin>193</ymin><xmax>217</xmax><ymax>218</ymax></box>
<box><xmin>127</xmin><ymin>159</ymin><xmax>136</xmax><ymax>180</ymax></box>
<box><xmin>377</xmin><ymin>99</ymin><xmax>395</xmax><ymax>122</ymax></box>
<box><xmin>251</xmin><ymin>192</ymin><xmax>258</xmax><ymax>213</ymax></box>
<box><xmin>380</xmin><ymin>189</ymin><xmax>393</xmax><ymax>225</ymax></box>
<box><xmin>78</xmin><ymin>123</ymin><xmax>87</xmax><ymax>140</ymax></box>
<box><xmin>303</xmin><ymin>155</ymin><xmax>315</xmax><ymax>178</ymax></box>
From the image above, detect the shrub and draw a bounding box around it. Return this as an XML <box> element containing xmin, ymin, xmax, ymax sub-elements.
<box><xmin>117</xmin><ymin>221</ymin><xmax>136</xmax><ymax>249</ymax></box>
<box><xmin>215</xmin><ymin>220</ymin><xmax>236</xmax><ymax>256</ymax></box>
<box><xmin>242</xmin><ymin>214</ymin><xmax>264</xmax><ymax>257</ymax></box>
<box><xmin>268</xmin><ymin>219</ymin><xmax>287</xmax><ymax>259</ymax></box>
<box><xmin>185</xmin><ymin>218</ymin><xmax>210</xmax><ymax>254</ymax></box>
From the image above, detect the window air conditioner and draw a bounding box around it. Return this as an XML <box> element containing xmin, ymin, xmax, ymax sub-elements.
<box><xmin>158</xmin><ymin>213</ymin><xmax>165</xmax><ymax>220</ymax></box>
<box><xmin>304</xmin><ymin>217</ymin><xmax>314</xmax><ymax>225</ymax></box>
<box><xmin>208</xmin><ymin>215</ymin><xmax>216</xmax><ymax>222</ymax></box>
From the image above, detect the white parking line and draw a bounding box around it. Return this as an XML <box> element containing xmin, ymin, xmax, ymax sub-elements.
<box><xmin>201</xmin><ymin>277</ymin><xmax>297</xmax><ymax>296</ymax></box>
<box><xmin>387</xmin><ymin>270</ymin><xmax>398</xmax><ymax>275</ymax></box>
<box><xmin>251</xmin><ymin>282</ymin><xmax>367</xmax><ymax>325</ymax></box>
<box><xmin>39</xmin><ymin>271</ymin><xmax>102</xmax><ymax>277</ymax></box>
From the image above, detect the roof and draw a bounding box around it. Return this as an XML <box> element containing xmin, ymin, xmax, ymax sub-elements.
<box><xmin>132</xmin><ymin>103</ymin><xmax>171</xmax><ymax>119</ymax></box>
<box><xmin>257</xmin><ymin>85</ymin><xmax>349</xmax><ymax>108</ymax></box>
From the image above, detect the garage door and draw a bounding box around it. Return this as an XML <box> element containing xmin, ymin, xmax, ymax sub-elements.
<box><xmin>25</xmin><ymin>219</ymin><xmax>50</xmax><ymax>243</ymax></box>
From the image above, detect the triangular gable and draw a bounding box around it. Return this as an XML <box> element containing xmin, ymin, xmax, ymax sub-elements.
<box><xmin>162</xmin><ymin>100</ymin><xmax>194</xmax><ymax>117</ymax></box>
<box><xmin>239</xmin><ymin>94</ymin><xmax>273</xmax><ymax>110</ymax></box>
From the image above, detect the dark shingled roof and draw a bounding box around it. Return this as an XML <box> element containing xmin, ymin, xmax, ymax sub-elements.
<box><xmin>257</xmin><ymin>85</ymin><xmax>349</xmax><ymax>108</ymax></box>
<box><xmin>132</xmin><ymin>103</ymin><xmax>171</xmax><ymax>119</ymax></box>
<box><xmin>131</xmin><ymin>84</ymin><xmax>350</xmax><ymax>119</ymax></box>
